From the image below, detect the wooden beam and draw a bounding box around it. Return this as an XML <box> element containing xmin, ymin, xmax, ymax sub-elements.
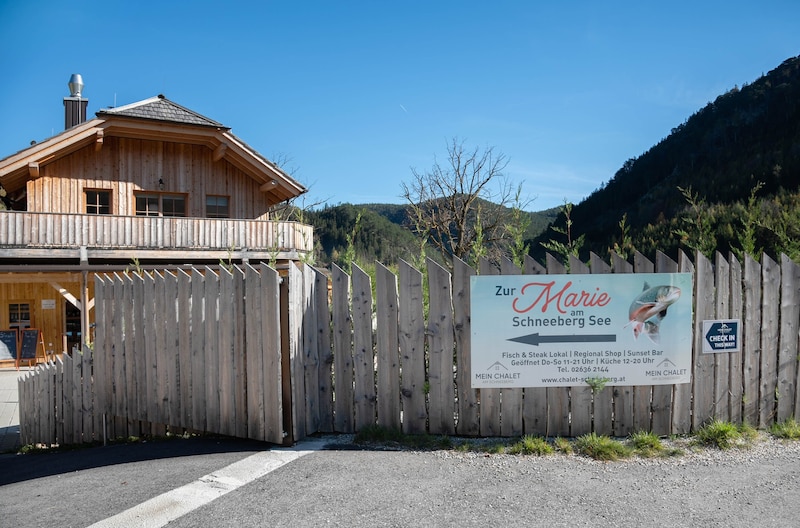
<box><xmin>28</xmin><ymin>162</ymin><xmax>39</xmax><ymax>179</ymax></box>
<box><xmin>213</xmin><ymin>142</ymin><xmax>227</xmax><ymax>162</ymax></box>
<box><xmin>0</xmin><ymin>272</ymin><xmax>83</xmax><ymax>284</ymax></box>
<box><xmin>260</xmin><ymin>180</ymin><xmax>279</xmax><ymax>192</ymax></box>
<box><xmin>95</xmin><ymin>129</ymin><xmax>104</xmax><ymax>151</ymax></box>
<box><xmin>49</xmin><ymin>282</ymin><xmax>82</xmax><ymax>310</ymax></box>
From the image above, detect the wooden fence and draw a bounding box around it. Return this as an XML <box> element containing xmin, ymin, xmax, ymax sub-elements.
<box><xmin>18</xmin><ymin>250</ymin><xmax>800</xmax><ymax>447</ymax></box>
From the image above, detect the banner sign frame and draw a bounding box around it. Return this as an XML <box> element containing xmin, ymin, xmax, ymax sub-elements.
<box><xmin>470</xmin><ymin>273</ymin><xmax>693</xmax><ymax>388</ymax></box>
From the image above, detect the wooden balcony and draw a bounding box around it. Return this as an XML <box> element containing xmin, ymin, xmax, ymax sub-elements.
<box><xmin>0</xmin><ymin>211</ymin><xmax>314</xmax><ymax>262</ymax></box>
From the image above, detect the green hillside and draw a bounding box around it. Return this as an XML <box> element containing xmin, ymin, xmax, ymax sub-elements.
<box><xmin>307</xmin><ymin>202</ymin><xmax>558</xmax><ymax>266</ymax></box>
<box><xmin>532</xmin><ymin>54</ymin><xmax>800</xmax><ymax>262</ymax></box>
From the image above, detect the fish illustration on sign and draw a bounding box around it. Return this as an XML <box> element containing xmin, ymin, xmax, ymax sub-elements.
<box><xmin>626</xmin><ymin>283</ymin><xmax>682</xmax><ymax>343</ymax></box>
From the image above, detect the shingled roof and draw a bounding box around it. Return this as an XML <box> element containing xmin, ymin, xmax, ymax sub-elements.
<box><xmin>96</xmin><ymin>94</ymin><xmax>227</xmax><ymax>129</ymax></box>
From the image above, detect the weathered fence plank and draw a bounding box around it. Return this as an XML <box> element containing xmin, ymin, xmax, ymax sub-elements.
<box><xmin>302</xmin><ymin>264</ymin><xmax>321</xmax><ymax>435</ymax></box>
<box><xmin>218</xmin><ymin>267</ymin><xmax>236</xmax><ymax>437</ymax></box>
<box><xmin>260</xmin><ymin>263</ymin><xmax>284</xmax><ymax>444</ymax></box>
<box><xmin>453</xmin><ymin>257</ymin><xmax>479</xmax><ymax>436</ymax></box>
<box><xmin>287</xmin><ymin>263</ymin><xmax>306</xmax><ymax>441</ymax></box>
<box><xmin>144</xmin><ymin>272</ymin><xmax>160</xmax><ymax>430</ymax></box>
<box><xmin>81</xmin><ymin>350</ymin><xmax>94</xmax><ymax>442</ymax></box>
<box><xmin>245</xmin><ymin>264</ymin><xmax>266</xmax><ymax>440</ymax></box>
<box><xmin>759</xmin><ymin>254</ymin><xmax>780</xmax><ymax>426</ymax></box>
<box><xmin>129</xmin><ymin>273</ymin><xmax>143</xmax><ymax>431</ymax></box>
<box><xmin>111</xmin><ymin>274</ymin><xmax>126</xmax><ymax>421</ymax></box>
<box><xmin>728</xmin><ymin>254</ymin><xmax>744</xmax><ymax>424</ymax></box>
<box><xmin>177</xmin><ymin>270</ymin><xmax>192</xmax><ymax>428</ymax></box>
<box><xmin>777</xmin><ymin>255</ymin><xmax>799</xmax><ymax>421</ymax></box>
<box><xmin>352</xmin><ymin>264</ymin><xmax>376</xmax><ymax>430</ymax></box>
<box><xmin>693</xmin><ymin>252</ymin><xmax>716</xmax><ymax>429</ymax></box>
<box><xmin>331</xmin><ymin>264</ymin><xmax>354</xmax><ymax>433</ymax></box>
<box><xmin>190</xmin><ymin>268</ymin><xmax>206</xmax><ymax>431</ymax></box>
<box><xmin>713</xmin><ymin>252</ymin><xmax>731</xmax><ymax>421</ymax></box>
<box><xmin>399</xmin><ymin>260</ymin><xmax>427</xmax><ymax>435</ymax></box>
<box><xmin>314</xmin><ymin>266</ymin><xmax>334</xmax><ymax>433</ymax></box>
<box><xmin>233</xmin><ymin>266</ymin><xmax>248</xmax><ymax>440</ymax></box>
<box><xmin>55</xmin><ymin>356</ymin><xmax>64</xmax><ymax>444</ymax></box>
<box><xmin>427</xmin><ymin>259</ymin><xmax>456</xmax><ymax>436</ymax></box>
<box><xmin>742</xmin><ymin>254</ymin><xmax>762</xmax><ymax>425</ymax></box>
<box><xmin>155</xmin><ymin>271</ymin><xmax>171</xmax><ymax>429</ymax></box>
<box><xmin>376</xmin><ymin>262</ymin><xmax>401</xmax><ymax>431</ymax></box>
<box><xmin>203</xmin><ymin>268</ymin><xmax>221</xmax><ymax>434</ymax></box>
<box><xmin>93</xmin><ymin>275</ymin><xmax>109</xmax><ymax>430</ymax></box>
<box><xmin>58</xmin><ymin>354</ymin><xmax>71</xmax><ymax>444</ymax></box>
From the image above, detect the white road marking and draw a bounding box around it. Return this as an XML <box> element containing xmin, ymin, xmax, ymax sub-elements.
<box><xmin>87</xmin><ymin>438</ymin><xmax>328</xmax><ymax>528</ymax></box>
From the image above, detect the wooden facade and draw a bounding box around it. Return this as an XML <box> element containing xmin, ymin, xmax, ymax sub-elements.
<box><xmin>27</xmin><ymin>137</ymin><xmax>276</xmax><ymax>220</ymax></box>
<box><xmin>0</xmin><ymin>89</ymin><xmax>311</xmax><ymax>365</ymax></box>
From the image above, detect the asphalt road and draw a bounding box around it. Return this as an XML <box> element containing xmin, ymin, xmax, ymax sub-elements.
<box><xmin>1</xmin><ymin>434</ymin><xmax>799</xmax><ymax>528</ymax></box>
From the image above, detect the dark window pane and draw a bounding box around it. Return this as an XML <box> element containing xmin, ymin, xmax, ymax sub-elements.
<box><xmin>162</xmin><ymin>195</ymin><xmax>186</xmax><ymax>217</ymax></box>
<box><xmin>86</xmin><ymin>190</ymin><xmax>111</xmax><ymax>215</ymax></box>
<box><xmin>136</xmin><ymin>194</ymin><xmax>160</xmax><ymax>216</ymax></box>
<box><xmin>206</xmin><ymin>195</ymin><xmax>229</xmax><ymax>218</ymax></box>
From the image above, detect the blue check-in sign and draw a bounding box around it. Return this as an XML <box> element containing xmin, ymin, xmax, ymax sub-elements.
<box><xmin>702</xmin><ymin>319</ymin><xmax>741</xmax><ymax>353</ymax></box>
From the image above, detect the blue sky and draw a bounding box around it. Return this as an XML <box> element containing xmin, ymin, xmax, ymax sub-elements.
<box><xmin>1</xmin><ymin>1</ymin><xmax>798</xmax><ymax>211</ymax></box>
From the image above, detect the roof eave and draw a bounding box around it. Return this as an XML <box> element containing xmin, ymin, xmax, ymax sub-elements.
<box><xmin>0</xmin><ymin>119</ymin><xmax>104</xmax><ymax>193</ymax></box>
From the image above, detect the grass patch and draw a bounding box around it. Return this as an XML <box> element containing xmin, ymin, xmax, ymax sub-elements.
<box><xmin>349</xmin><ymin>421</ymin><xmax>793</xmax><ymax>460</ymax></box>
<box><xmin>553</xmin><ymin>436</ymin><xmax>573</xmax><ymax>454</ymax></box>
<box><xmin>629</xmin><ymin>431</ymin><xmax>664</xmax><ymax>457</ymax></box>
<box><xmin>574</xmin><ymin>433</ymin><xmax>632</xmax><ymax>461</ymax></box>
<box><xmin>770</xmin><ymin>419</ymin><xmax>800</xmax><ymax>440</ymax></box>
<box><xmin>506</xmin><ymin>435</ymin><xmax>554</xmax><ymax>456</ymax></box>
<box><xmin>694</xmin><ymin>420</ymin><xmax>753</xmax><ymax>450</ymax></box>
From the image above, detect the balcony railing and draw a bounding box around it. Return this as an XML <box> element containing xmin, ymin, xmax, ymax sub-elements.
<box><xmin>0</xmin><ymin>211</ymin><xmax>313</xmax><ymax>260</ymax></box>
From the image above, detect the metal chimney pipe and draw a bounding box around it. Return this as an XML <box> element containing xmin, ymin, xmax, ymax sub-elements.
<box><xmin>64</xmin><ymin>74</ymin><xmax>88</xmax><ymax>129</ymax></box>
<box><xmin>68</xmin><ymin>73</ymin><xmax>84</xmax><ymax>97</ymax></box>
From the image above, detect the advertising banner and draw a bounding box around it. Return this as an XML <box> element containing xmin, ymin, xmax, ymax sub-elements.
<box><xmin>470</xmin><ymin>273</ymin><xmax>693</xmax><ymax>388</ymax></box>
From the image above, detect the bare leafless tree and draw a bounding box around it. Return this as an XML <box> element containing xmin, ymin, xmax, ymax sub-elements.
<box><xmin>402</xmin><ymin>138</ymin><xmax>530</xmax><ymax>268</ymax></box>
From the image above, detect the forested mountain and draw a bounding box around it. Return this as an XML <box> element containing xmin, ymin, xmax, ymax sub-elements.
<box><xmin>305</xmin><ymin>202</ymin><xmax>558</xmax><ymax>266</ymax></box>
<box><xmin>307</xmin><ymin>54</ymin><xmax>800</xmax><ymax>267</ymax></box>
<box><xmin>532</xmin><ymin>54</ymin><xmax>800</xmax><ymax>262</ymax></box>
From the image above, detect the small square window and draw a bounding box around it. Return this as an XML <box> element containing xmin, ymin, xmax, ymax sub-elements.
<box><xmin>85</xmin><ymin>190</ymin><xmax>111</xmax><ymax>214</ymax></box>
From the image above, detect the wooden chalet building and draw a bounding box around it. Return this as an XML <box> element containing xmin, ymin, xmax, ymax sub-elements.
<box><xmin>0</xmin><ymin>74</ymin><xmax>311</xmax><ymax>362</ymax></box>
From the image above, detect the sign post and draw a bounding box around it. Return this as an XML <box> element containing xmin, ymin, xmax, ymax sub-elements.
<box><xmin>470</xmin><ymin>273</ymin><xmax>694</xmax><ymax>388</ymax></box>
